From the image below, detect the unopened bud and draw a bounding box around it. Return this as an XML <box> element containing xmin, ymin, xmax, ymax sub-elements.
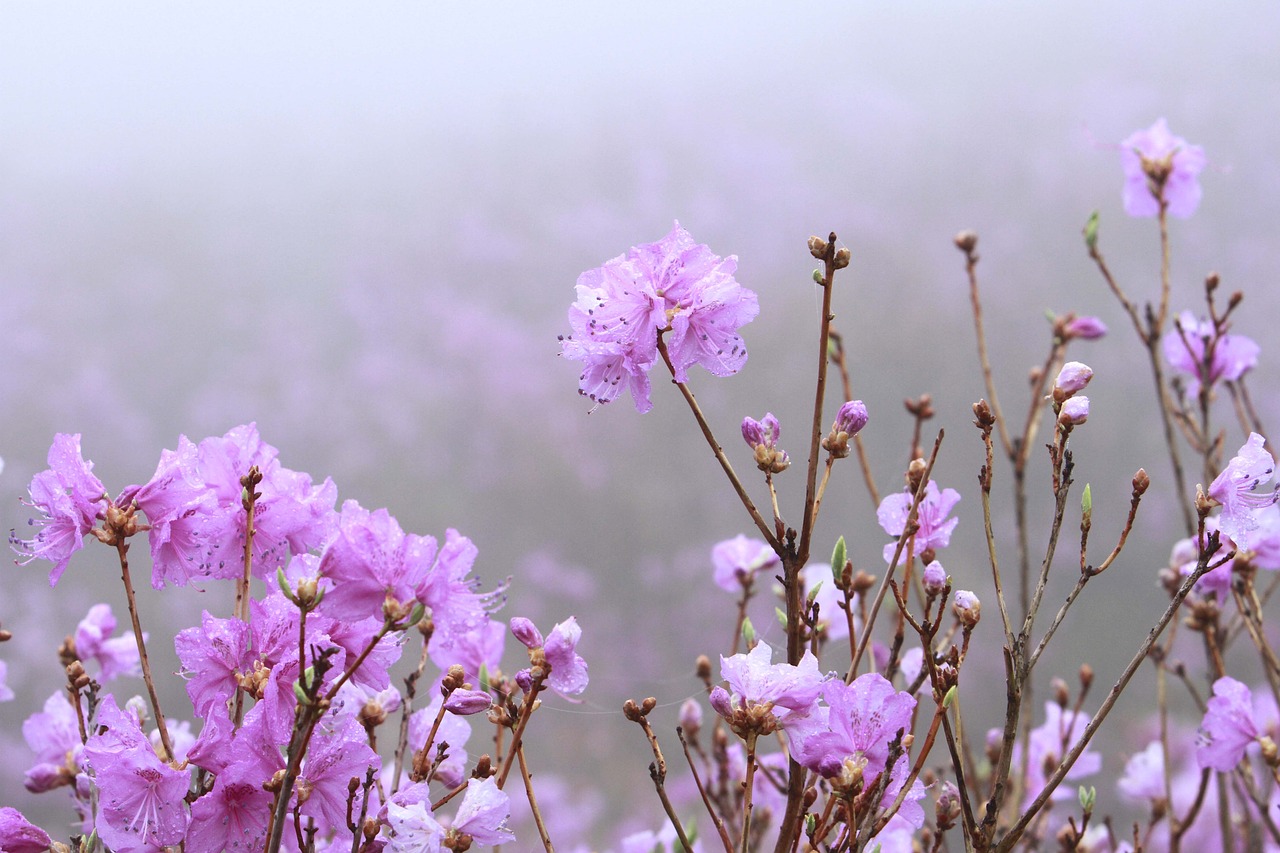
<box><xmin>953</xmin><ymin>590</ymin><xmax>981</xmax><ymax>628</ymax></box>
<box><xmin>1052</xmin><ymin>361</ymin><xmax>1093</xmax><ymax>402</ymax></box>
<box><xmin>1058</xmin><ymin>396</ymin><xmax>1090</xmax><ymax>426</ymax></box>
<box><xmin>922</xmin><ymin>561</ymin><xmax>947</xmax><ymax>597</ymax></box>
<box><xmin>907</xmin><ymin>458</ymin><xmax>928</xmax><ymax>494</ymax></box>
<box><xmin>833</xmin><ymin>247</ymin><xmax>851</xmax><ymax>269</ymax></box>
<box><xmin>1133</xmin><ymin>469</ymin><xmax>1151</xmax><ymax>495</ymax></box>
<box><xmin>851</xmin><ymin>571</ymin><xmax>876</xmax><ymax>594</ymax></box>
<box><xmin>807</xmin><ymin>236</ymin><xmax>828</xmax><ymax>259</ymax></box>
<box><xmin>953</xmin><ymin>230</ymin><xmax>978</xmax><ymax>254</ymax></box>
<box><xmin>972</xmin><ymin>399</ymin><xmax>995</xmax><ymax>429</ymax></box>
<box><xmin>1051</xmin><ymin>677</ymin><xmax>1070</xmax><ymax>708</ymax></box>
<box><xmin>1205</xmin><ymin>272</ymin><xmax>1220</xmax><ymax>292</ymax></box>
<box><xmin>679</xmin><ymin>698</ymin><xmax>702</xmax><ymax>735</ymax></box>
<box><xmin>695</xmin><ymin>655</ymin><xmax>712</xmax><ymax>682</ymax></box>
<box><xmin>622</xmin><ymin>699</ymin><xmax>644</xmax><ymax>722</ymax></box>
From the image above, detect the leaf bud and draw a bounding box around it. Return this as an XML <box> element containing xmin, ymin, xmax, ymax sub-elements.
<box><xmin>953</xmin><ymin>230</ymin><xmax>978</xmax><ymax>253</ymax></box>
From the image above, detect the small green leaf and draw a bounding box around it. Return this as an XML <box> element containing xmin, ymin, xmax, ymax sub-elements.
<box><xmin>1084</xmin><ymin>211</ymin><xmax>1100</xmax><ymax>251</ymax></box>
<box><xmin>943</xmin><ymin>685</ymin><xmax>958</xmax><ymax>709</ymax></box>
<box><xmin>742</xmin><ymin>617</ymin><xmax>757</xmax><ymax>647</ymax></box>
<box><xmin>1078</xmin><ymin>785</ymin><xmax>1096</xmax><ymax>812</ymax></box>
<box><xmin>831</xmin><ymin>536</ymin><xmax>847</xmax><ymax>581</ymax></box>
<box><xmin>775</xmin><ymin>607</ymin><xmax>787</xmax><ymax>629</ymax></box>
<box><xmin>1082</xmin><ymin>483</ymin><xmax>1092</xmax><ymax>516</ymax></box>
<box><xmin>807</xmin><ymin>580</ymin><xmax>824</xmax><ymax>607</ymax></box>
<box><xmin>276</xmin><ymin>566</ymin><xmax>295</xmax><ymax>602</ymax></box>
<box><xmin>478</xmin><ymin>663</ymin><xmax>491</xmax><ymax>693</ymax></box>
<box><xmin>812</xmin><ymin>269</ymin><xmax>823</xmax><ymax>284</ymax></box>
<box><xmin>294</xmin><ymin>681</ymin><xmax>309</xmax><ymax>705</ymax></box>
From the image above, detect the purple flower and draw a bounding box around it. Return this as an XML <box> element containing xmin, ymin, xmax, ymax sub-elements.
<box><xmin>1019</xmin><ymin>702</ymin><xmax>1101</xmax><ymax>807</ymax></box>
<box><xmin>186</xmin><ymin>767</ymin><xmax>273</xmax><ymax>853</ymax></box>
<box><xmin>23</xmin><ymin>691</ymin><xmax>82</xmax><ymax>793</ymax></box>
<box><xmin>1197</xmin><ymin>677</ymin><xmax>1262</xmax><ymax>771</ymax></box>
<box><xmin>75</xmin><ymin>604</ymin><xmax>142</xmax><ymax>682</ymax></box>
<box><xmin>318</xmin><ymin>500</ymin><xmax>437</xmax><ymax>620</ymax></box>
<box><xmin>561</xmin><ymin>223</ymin><xmax>758</xmax><ymax>411</ymax></box>
<box><xmin>451</xmin><ymin>776</ymin><xmax>516</xmax><ymax>847</ymax></box>
<box><xmin>1163</xmin><ymin>310</ymin><xmax>1259</xmax><ymax>398</ymax></box>
<box><xmin>1209</xmin><ymin>433</ymin><xmax>1278</xmax><ymax>550</ymax></box>
<box><xmin>297</xmin><ymin>714</ymin><xmax>380</xmax><ymax>840</ymax></box>
<box><xmin>385</xmin><ymin>799</ymin><xmax>445</xmax><ymax>852</ymax></box>
<box><xmin>790</xmin><ymin>674</ymin><xmax>916</xmax><ymax>787</ymax></box>
<box><xmin>10</xmin><ymin>433</ymin><xmax>107</xmax><ymax>585</ymax></box>
<box><xmin>711</xmin><ymin>534</ymin><xmax>779</xmax><ymax>592</ymax></box>
<box><xmin>877</xmin><ymin>482</ymin><xmax>961</xmax><ymax>564</ymax></box>
<box><xmin>709</xmin><ymin>641</ymin><xmax>822</xmax><ymax>737</ymax></box>
<box><xmin>174</xmin><ymin>611</ymin><xmax>252</xmax><ymax>717</ymax></box>
<box><xmin>0</xmin><ymin>807</ymin><xmax>53</xmax><ymax>853</ymax></box>
<box><xmin>543</xmin><ymin>616</ymin><xmax>589</xmax><ymax>697</ymax></box>
<box><xmin>1117</xmin><ymin>741</ymin><xmax>1166</xmax><ymax>803</ymax></box>
<box><xmin>408</xmin><ymin>697</ymin><xmax>472</xmax><ymax>788</ymax></box>
<box><xmin>84</xmin><ymin>696</ymin><xmax>191</xmax><ymax>851</ymax></box>
<box><xmin>1121</xmin><ymin>119</ymin><xmax>1207</xmax><ymax>218</ymax></box>
<box><xmin>126</xmin><ymin>424</ymin><xmax>337</xmax><ymax>589</ymax></box>
<box><xmin>0</xmin><ymin>660</ymin><xmax>12</xmax><ymax>703</ymax></box>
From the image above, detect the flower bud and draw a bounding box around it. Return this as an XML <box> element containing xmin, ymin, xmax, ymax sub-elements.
<box><xmin>833</xmin><ymin>247</ymin><xmax>852</xmax><ymax>269</ymax></box>
<box><xmin>807</xmin><ymin>236</ymin><xmax>829</xmax><ymax>259</ymax></box>
<box><xmin>823</xmin><ymin>400</ymin><xmax>869</xmax><ymax>459</ymax></box>
<box><xmin>953</xmin><ymin>230</ymin><xmax>978</xmax><ymax>253</ymax></box>
<box><xmin>679</xmin><ymin>698</ymin><xmax>702</xmax><ymax>735</ymax></box>
<box><xmin>514</xmin><ymin>668</ymin><xmax>534</xmax><ymax>693</ymax></box>
<box><xmin>444</xmin><ymin>688</ymin><xmax>493</xmax><ymax>716</ymax></box>
<box><xmin>1059</xmin><ymin>396</ymin><xmax>1090</xmax><ymax>426</ymax></box>
<box><xmin>509</xmin><ymin>617</ymin><xmax>543</xmax><ymax>650</ymax></box>
<box><xmin>743</xmin><ymin>413</ymin><xmax>789</xmax><ymax>473</ymax></box>
<box><xmin>1053</xmin><ymin>362</ymin><xmax>1094</xmax><ymax>401</ymax></box>
<box><xmin>953</xmin><ymin>590</ymin><xmax>981</xmax><ymax>628</ymax></box>
<box><xmin>1064</xmin><ymin>316</ymin><xmax>1108</xmax><ymax>340</ymax></box>
<box><xmin>922</xmin><ymin>561</ymin><xmax>947</xmax><ymax>597</ymax></box>
<box><xmin>936</xmin><ymin>781</ymin><xmax>962</xmax><ymax>829</ymax></box>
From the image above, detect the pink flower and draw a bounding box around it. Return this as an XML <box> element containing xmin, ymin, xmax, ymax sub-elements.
<box><xmin>125</xmin><ymin>424</ymin><xmax>336</xmax><ymax>589</ymax></box>
<box><xmin>1209</xmin><ymin>433</ymin><xmax>1278</xmax><ymax>550</ymax></box>
<box><xmin>1120</xmin><ymin>119</ymin><xmax>1206</xmax><ymax>218</ymax></box>
<box><xmin>877</xmin><ymin>482</ymin><xmax>961</xmax><ymax>563</ymax></box>
<box><xmin>1196</xmin><ymin>676</ymin><xmax>1262</xmax><ymax>771</ymax></box>
<box><xmin>10</xmin><ymin>433</ymin><xmax>107</xmax><ymax>585</ymax></box>
<box><xmin>561</xmin><ymin>223</ymin><xmax>758</xmax><ymax>411</ymax></box>
<box><xmin>1018</xmin><ymin>702</ymin><xmax>1100</xmax><ymax>807</ymax></box>
<box><xmin>790</xmin><ymin>674</ymin><xmax>916</xmax><ymax>785</ymax></box>
<box><xmin>709</xmin><ymin>641</ymin><xmax>822</xmax><ymax>737</ymax></box>
<box><xmin>174</xmin><ymin>611</ymin><xmax>252</xmax><ymax>717</ymax></box>
<box><xmin>544</xmin><ymin>616</ymin><xmax>589</xmax><ymax>697</ymax></box>
<box><xmin>711</xmin><ymin>534</ymin><xmax>779</xmax><ymax>592</ymax></box>
<box><xmin>451</xmin><ymin>776</ymin><xmax>516</xmax><ymax>847</ymax></box>
<box><xmin>0</xmin><ymin>807</ymin><xmax>53</xmax><ymax>853</ymax></box>
<box><xmin>1163</xmin><ymin>310</ymin><xmax>1259</xmax><ymax>398</ymax></box>
<box><xmin>75</xmin><ymin>604</ymin><xmax>142</xmax><ymax>683</ymax></box>
<box><xmin>84</xmin><ymin>696</ymin><xmax>191</xmax><ymax>851</ymax></box>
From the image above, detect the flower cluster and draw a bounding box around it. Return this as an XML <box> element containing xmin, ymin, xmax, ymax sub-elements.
<box><xmin>560</xmin><ymin>222</ymin><xmax>759</xmax><ymax>412</ymax></box>
<box><xmin>6</xmin><ymin>427</ymin><xmax>588</xmax><ymax>852</ymax></box>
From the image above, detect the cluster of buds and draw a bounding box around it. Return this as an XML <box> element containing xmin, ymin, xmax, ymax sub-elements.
<box><xmin>822</xmin><ymin>400</ymin><xmax>869</xmax><ymax>459</ymax></box>
<box><xmin>1052</xmin><ymin>361</ymin><xmax>1093</xmax><ymax>427</ymax></box>
<box><xmin>742</xmin><ymin>413</ymin><xmax>789</xmax><ymax>474</ymax></box>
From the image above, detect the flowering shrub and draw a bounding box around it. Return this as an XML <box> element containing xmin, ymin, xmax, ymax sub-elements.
<box><xmin>2</xmin><ymin>118</ymin><xmax>1279</xmax><ymax>853</ymax></box>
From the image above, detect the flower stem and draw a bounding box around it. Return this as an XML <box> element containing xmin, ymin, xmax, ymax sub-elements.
<box><xmin>115</xmin><ymin>540</ymin><xmax>173</xmax><ymax>761</ymax></box>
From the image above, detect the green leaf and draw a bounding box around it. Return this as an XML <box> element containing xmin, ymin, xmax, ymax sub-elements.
<box><xmin>1081</xmin><ymin>483</ymin><xmax>1092</xmax><ymax>516</ymax></box>
<box><xmin>1078</xmin><ymin>785</ymin><xmax>1096</xmax><ymax>812</ymax></box>
<box><xmin>831</xmin><ymin>536</ymin><xmax>847</xmax><ymax>581</ymax></box>
<box><xmin>943</xmin><ymin>685</ymin><xmax>958</xmax><ymax>709</ymax></box>
<box><xmin>775</xmin><ymin>607</ymin><xmax>787</xmax><ymax>629</ymax></box>
<box><xmin>1084</xmin><ymin>211</ymin><xmax>1100</xmax><ymax>251</ymax></box>
<box><xmin>742</xmin><ymin>617</ymin><xmax>757</xmax><ymax>647</ymax></box>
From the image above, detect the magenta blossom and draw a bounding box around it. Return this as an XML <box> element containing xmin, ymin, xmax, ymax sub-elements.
<box><xmin>0</xmin><ymin>661</ymin><xmax>12</xmax><ymax>703</ymax></box>
<box><xmin>1063</xmin><ymin>315</ymin><xmax>1108</xmax><ymax>340</ymax></box>
<box><xmin>561</xmin><ymin>223</ymin><xmax>758</xmax><ymax>411</ymax></box>
<box><xmin>0</xmin><ymin>807</ymin><xmax>53</xmax><ymax>853</ymax></box>
<box><xmin>1163</xmin><ymin>310</ymin><xmax>1259</xmax><ymax>398</ymax></box>
<box><xmin>1017</xmin><ymin>702</ymin><xmax>1101</xmax><ymax>807</ymax></box>
<box><xmin>543</xmin><ymin>616</ymin><xmax>589</xmax><ymax>697</ymax></box>
<box><xmin>709</xmin><ymin>641</ymin><xmax>822</xmax><ymax>737</ymax></box>
<box><xmin>124</xmin><ymin>424</ymin><xmax>336</xmax><ymax>589</ymax></box>
<box><xmin>451</xmin><ymin>776</ymin><xmax>516</xmax><ymax>847</ymax></box>
<box><xmin>1120</xmin><ymin>118</ymin><xmax>1206</xmax><ymax>218</ymax></box>
<box><xmin>10</xmin><ymin>433</ymin><xmax>108</xmax><ymax>585</ymax></box>
<box><xmin>1208</xmin><ymin>432</ymin><xmax>1278</xmax><ymax>550</ymax></box>
<box><xmin>74</xmin><ymin>604</ymin><xmax>142</xmax><ymax>683</ymax></box>
<box><xmin>877</xmin><ymin>481</ymin><xmax>961</xmax><ymax>564</ymax></box>
<box><xmin>1196</xmin><ymin>676</ymin><xmax>1266</xmax><ymax>772</ymax></box>
<box><xmin>711</xmin><ymin>534</ymin><xmax>779</xmax><ymax>592</ymax></box>
<box><xmin>790</xmin><ymin>674</ymin><xmax>916</xmax><ymax>787</ymax></box>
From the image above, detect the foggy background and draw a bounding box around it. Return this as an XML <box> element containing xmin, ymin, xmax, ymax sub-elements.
<box><xmin>2</xmin><ymin>3</ymin><xmax>1278</xmax><ymax>847</ymax></box>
